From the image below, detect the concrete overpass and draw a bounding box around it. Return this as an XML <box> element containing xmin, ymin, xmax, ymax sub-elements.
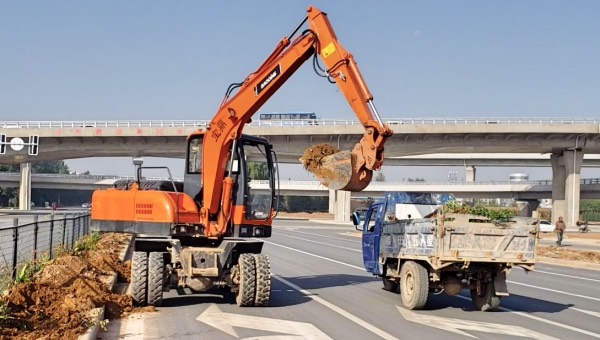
<box><xmin>2</xmin><ymin>117</ymin><xmax>600</xmax><ymax>224</ymax></box>
<box><xmin>3</xmin><ymin>172</ymin><xmax>600</xmax><ymax>222</ymax></box>
<box><xmin>3</xmin><ymin>172</ymin><xmax>600</xmax><ymax>199</ymax></box>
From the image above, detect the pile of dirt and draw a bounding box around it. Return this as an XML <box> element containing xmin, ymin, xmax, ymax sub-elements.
<box><xmin>0</xmin><ymin>233</ymin><xmax>134</xmax><ymax>340</ymax></box>
<box><xmin>537</xmin><ymin>246</ymin><xmax>600</xmax><ymax>264</ymax></box>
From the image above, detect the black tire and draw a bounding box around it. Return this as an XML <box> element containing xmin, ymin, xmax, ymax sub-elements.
<box><xmin>382</xmin><ymin>277</ymin><xmax>399</xmax><ymax>293</ymax></box>
<box><xmin>236</xmin><ymin>254</ymin><xmax>256</xmax><ymax>307</ymax></box>
<box><xmin>471</xmin><ymin>282</ymin><xmax>501</xmax><ymax>311</ymax></box>
<box><xmin>400</xmin><ymin>261</ymin><xmax>429</xmax><ymax>310</ymax></box>
<box><xmin>253</xmin><ymin>254</ymin><xmax>271</xmax><ymax>306</ymax></box>
<box><xmin>147</xmin><ymin>252</ymin><xmax>164</xmax><ymax>306</ymax></box>
<box><xmin>131</xmin><ymin>251</ymin><xmax>148</xmax><ymax>306</ymax></box>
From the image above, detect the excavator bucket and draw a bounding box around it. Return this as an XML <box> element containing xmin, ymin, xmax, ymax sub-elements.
<box><xmin>300</xmin><ymin>144</ymin><xmax>372</xmax><ymax>192</ymax></box>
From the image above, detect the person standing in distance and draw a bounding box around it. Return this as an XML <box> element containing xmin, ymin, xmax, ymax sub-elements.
<box><xmin>554</xmin><ymin>216</ymin><xmax>567</xmax><ymax>246</ymax></box>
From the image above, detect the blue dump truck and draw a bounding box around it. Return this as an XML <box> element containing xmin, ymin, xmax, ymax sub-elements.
<box><xmin>352</xmin><ymin>192</ymin><xmax>538</xmax><ymax>311</ymax></box>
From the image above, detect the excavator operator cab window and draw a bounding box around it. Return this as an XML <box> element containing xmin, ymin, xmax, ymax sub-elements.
<box><xmin>187</xmin><ymin>137</ymin><xmax>202</xmax><ymax>174</ymax></box>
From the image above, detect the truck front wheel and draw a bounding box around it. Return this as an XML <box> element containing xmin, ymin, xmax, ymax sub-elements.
<box><xmin>471</xmin><ymin>282</ymin><xmax>501</xmax><ymax>311</ymax></box>
<box><xmin>400</xmin><ymin>261</ymin><xmax>429</xmax><ymax>310</ymax></box>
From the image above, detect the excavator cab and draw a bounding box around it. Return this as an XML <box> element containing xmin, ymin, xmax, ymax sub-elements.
<box><xmin>184</xmin><ymin>133</ymin><xmax>277</xmax><ymax>237</ymax></box>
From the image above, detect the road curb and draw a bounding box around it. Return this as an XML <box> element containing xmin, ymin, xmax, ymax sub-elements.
<box><xmin>78</xmin><ymin>234</ymin><xmax>135</xmax><ymax>340</ymax></box>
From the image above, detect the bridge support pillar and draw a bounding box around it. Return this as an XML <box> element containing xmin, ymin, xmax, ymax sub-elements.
<box><xmin>465</xmin><ymin>165</ymin><xmax>476</xmax><ymax>182</ymax></box>
<box><xmin>551</xmin><ymin>150</ymin><xmax>583</xmax><ymax>229</ymax></box>
<box><xmin>515</xmin><ymin>199</ymin><xmax>540</xmax><ymax>217</ymax></box>
<box><xmin>19</xmin><ymin>162</ymin><xmax>32</xmax><ymax>210</ymax></box>
<box><xmin>333</xmin><ymin>190</ymin><xmax>351</xmax><ymax>222</ymax></box>
<box><xmin>328</xmin><ymin>189</ymin><xmax>335</xmax><ymax>214</ymax></box>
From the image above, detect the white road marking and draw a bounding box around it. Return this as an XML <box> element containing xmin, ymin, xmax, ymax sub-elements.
<box><xmin>534</xmin><ymin>269</ymin><xmax>600</xmax><ymax>283</ymax></box>
<box><xmin>571</xmin><ymin>307</ymin><xmax>600</xmax><ymax>319</ymax></box>
<box><xmin>266</xmin><ymin>239</ymin><xmax>600</xmax><ymax>338</ymax></box>
<box><xmin>454</xmin><ymin>295</ymin><xmax>600</xmax><ymax>338</ymax></box>
<box><xmin>508</xmin><ymin>280</ymin><xmax>600</xmax><ymax>302</ymax></box>
<box><xmin>275</xmin><ymin>233</ymin><xmax>361</xmax><ymax>252</ymax></box>
<box><xmin>398</xmin><ymin>307</ymin><xmax>559</xmax><ymax>339</ymax></box>
<box><xmin>274</xmin><ymin>275</ymin><xmax>399</xmax><ymax>340</ymax></box>
<box><xmin>196</xmin><ymin>304</ymin><xmax>332</xmax><ymax>339</ymax></box>
<box><xmin>262</xmin><ymin>240</ymin><xmax>364</xmax><ymax>270</ymax></box>
<box><xmin>277</xmin><ymin>229</ymin><xmax>361</xmax><ymax>243</ymax></box>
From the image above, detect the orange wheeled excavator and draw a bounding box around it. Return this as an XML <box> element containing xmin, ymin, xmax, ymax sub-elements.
<box><xmin>91</xmin><ymin>5</ymin><xmax>392</xmax><ymax>307</ymax></box>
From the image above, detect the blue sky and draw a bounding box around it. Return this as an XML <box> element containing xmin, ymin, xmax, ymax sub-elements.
<box><xmin>2</xmin><ymin>1</ymin><xmax>600</xmax><ymax>180</ymax></box>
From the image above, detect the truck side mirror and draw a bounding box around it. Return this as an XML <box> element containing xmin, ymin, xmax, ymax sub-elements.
<box><xmin>351</xmin><ymin>212</ymin><xmax>360</xmax><ymax>228</ymax></box>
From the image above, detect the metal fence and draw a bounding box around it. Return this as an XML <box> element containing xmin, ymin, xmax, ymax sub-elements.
<box><xmin>0</xmin><ymin>213</ymin><xmax>90</xmax><ymax>282</ymax></box>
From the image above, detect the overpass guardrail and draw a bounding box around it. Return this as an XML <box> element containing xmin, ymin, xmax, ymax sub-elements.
<box><xmin>2</xmin><ymin>172</ymin><xmax>600</xmax><ymax>186</ymax></box>
<box><xmin>1</xmin><ymin>117</ymin><xmax>600</xmax><ymax>129</ymax></box>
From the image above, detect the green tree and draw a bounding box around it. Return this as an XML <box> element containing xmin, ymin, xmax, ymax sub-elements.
<box><xmin>0</xmin><ymin>160</ymin><xmax>71</xmax><ymax>207</ymax></box>
<box><xmin>0</xmin><ymin>160</ymin><xmax>70</xmax><ymax>174</ymax></box>
<box><xmin>246</xmin><ymin>161</ymin><xmax>269</xmax><ymax>180</ymax></box>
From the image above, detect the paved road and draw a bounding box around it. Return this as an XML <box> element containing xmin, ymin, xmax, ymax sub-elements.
<box><xmin>103</xmin><ymin>219</ymin><xmax>600</xmax><ymax>339</ymax></box>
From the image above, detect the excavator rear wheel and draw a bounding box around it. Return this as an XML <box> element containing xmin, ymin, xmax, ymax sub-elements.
<box><xmin>131</xmin><ymin>251</ymin><xmax>148</xmax><ymax>306</ymax></box>
<box><xmin>236</xmin><ymin>254</ymin><xmax>256</xmax><ymax>307</ymax></box>
<box><xmin>147</xmin><ymin>252</ymin><xmax>165</xmax><ymax>306</ymax></box>
<box><xmin>253</xmin><ymin>254</ymin><xmax>271</xmax><ymax>306</ymax></box>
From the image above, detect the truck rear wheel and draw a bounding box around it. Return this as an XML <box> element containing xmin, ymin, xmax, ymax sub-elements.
<box><xmin>400</xmin><ymin>261</ymin><xmax>429</xmax><ymax>310</ymax></box>
<box><xmin>236</xmin><ymin>254</ymin><xmax>256</xmax><ymax>307</ymax></box>
<box><xmin>471</xmin><ymin>282</ymin><xmax>501</xmax><ymax>311</ymax></box>
<box><xmin>131</xmin><ymin>251</ymin><xmax>148</xmax><ymax>306</ymax></box>
<box><xmin>253</xmin><ymin>254</ymin><xmax>271</xmax><ymax>306</ymax></box>
<box><xmin>147</xmin><ymin>252</ymin><xmax>164</xmax><ymax>306</ymax></box>
<box><xmin>382</xmin><ymin>277</ymin><xmax>399</xmax><ymax>293</ymax></box>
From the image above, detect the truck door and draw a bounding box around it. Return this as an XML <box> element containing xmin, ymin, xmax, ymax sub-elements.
<box><xmin>362</xmin><ymin>204</ymin><xmax>382</xmax><ymax>275</ymax></box>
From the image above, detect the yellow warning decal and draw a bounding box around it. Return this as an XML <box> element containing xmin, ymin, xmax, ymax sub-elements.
<box><xmin>321</xmin><ymin>43</ymin><xmax>336</xmax><ymax>58</ymax></box>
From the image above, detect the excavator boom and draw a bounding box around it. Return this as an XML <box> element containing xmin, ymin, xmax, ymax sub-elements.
<box><xmin>205</xmin><ymin>6</ymin><xmax>392</xmax><ymax>217</ymax></box>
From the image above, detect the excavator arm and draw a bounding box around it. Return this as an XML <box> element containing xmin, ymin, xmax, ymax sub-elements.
<box><xmin>202</xmin><ymin>5</ymin><xmax>392</xmax><ymax>231</ymax></box>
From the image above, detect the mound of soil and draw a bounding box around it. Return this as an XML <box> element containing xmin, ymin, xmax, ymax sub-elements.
<box><xmin>537</xmin><ymin>246</ymin><xmax>600</xmax><ymax>264</ymax></box>
<box><xmin>0</xmin><ymin>233</ymin><xmax>134</xmax><ymax>340</ymax></box>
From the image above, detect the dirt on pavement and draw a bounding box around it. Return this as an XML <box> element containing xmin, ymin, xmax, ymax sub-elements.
<box><xmin>0</xmin><ymin>233</ymin><xmax>140</xmax><ymax>340</ymax></box>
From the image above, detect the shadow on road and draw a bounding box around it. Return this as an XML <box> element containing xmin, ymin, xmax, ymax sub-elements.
<box><xmin>418</xmin><ymin>292</ymin><xmax>573</xmax><ymax>313</ymax></box>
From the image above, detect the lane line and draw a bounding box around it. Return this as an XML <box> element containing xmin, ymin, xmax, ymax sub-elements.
<box><xmin>273</xmin><ymin>275</ymin><xmax>399</xmax><ymax>340</ymax></box>
<box><xmin>508</xmin><ymin>280</ymin><xmax>600</xmax><ymax>302</ymax></box>
<box><xmin>534</xmin><ymin>269</ymin><xmax>600</xmax><ymax>283</ymax></box>
<box><xmin>265</xmin><ymin>239</ymin><xmax>600</xmax><ymax>337</ymax></box>
<box><xmin>454</xmin><ymin>295</ymin><xmax>600</xmax><ymax>338</ymax></box>
<box><xmin>275</xmin><ymin>233</ymin><xmax>361</xmax><ymax>252</ymax></box>
<box><xmin>571</xmin><ymin>307</ymin><xmax>600</xmax><ymax>319</ymax></box>
<box><xmin>262</xmin><ymin>239</ymin><xmax>364</xmax><ymax>270</ymax></box>
<box><xmin>277</xmin><ymin>228</ymin><xmax>361</xmax><ymax>243</ymax></box>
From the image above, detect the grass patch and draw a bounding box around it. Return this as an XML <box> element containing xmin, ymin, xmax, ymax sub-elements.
<box><xmin>72</xmin><ymin>232</ymin><xmax>101</xmax><ymax>255</ymax></box>
<box><xmin>14</xmin><ymin>253</ymin><xmax>51</xmax><ymax>284</ymax></box>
